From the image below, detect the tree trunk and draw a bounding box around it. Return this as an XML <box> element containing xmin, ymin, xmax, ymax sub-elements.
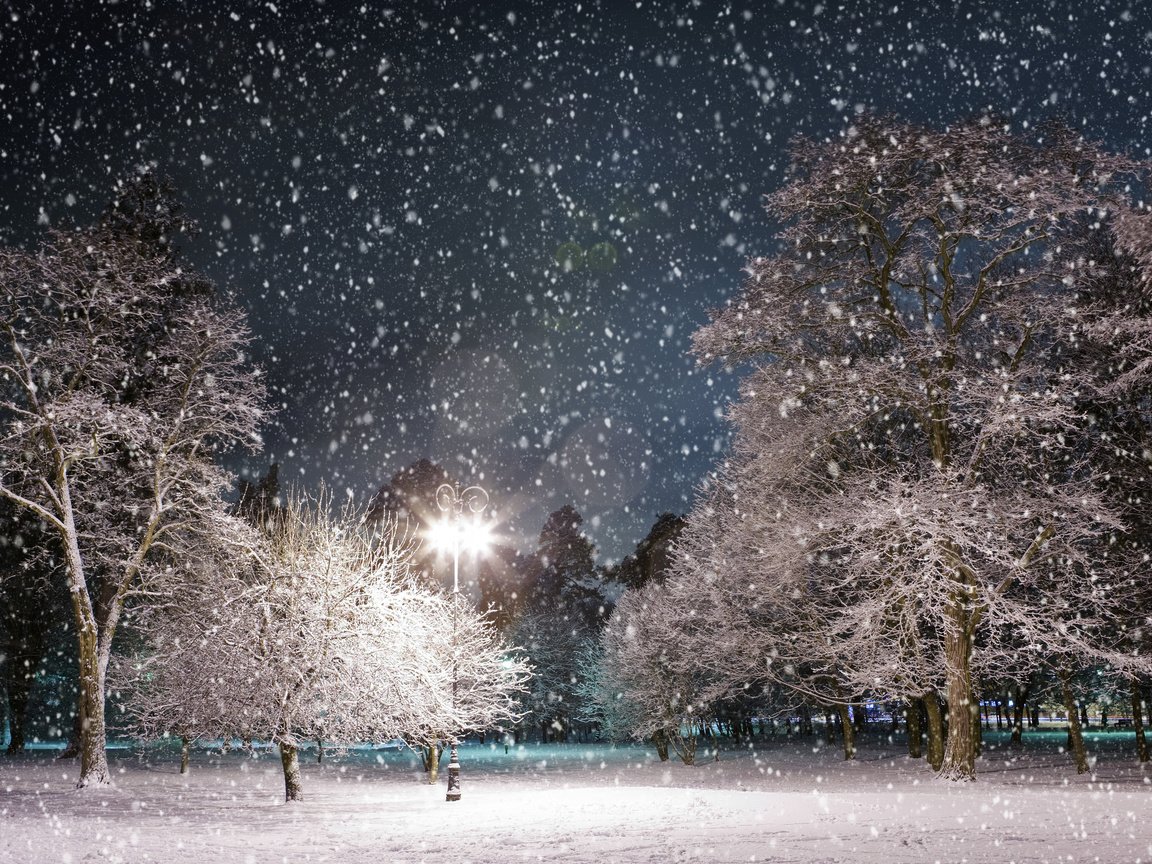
<box><xmin>1131</xmin><ymin>681</ymin><xmax>1149</xmax><ymax>764</ymax></box>
<box><xmin>1059</xmin><ymin>671</ymin><xmax>1089</xmax><ymax>775</ymax></box>
<box><xmin>180</xmin><ymin>736</ymin><xmax>190</xmax><ymax>775</ymax></box>
<box><xmin>55</xmin><ymin>509</ymin><xmax>111</xmax><ymax>789</ymax></box>
<box><xmin>279</xmin><ymin>742</ymin><xmax>303</xmax><ymax>801</ymax></box>
<box><xmin>652</xmin><ymin>729</ymin><xmax>670</xmax><ymax>762</ymax></box>
<box><xmin>836</xmin><ymin>703</ymin><xmax>856</xmax><ymax>760</ymax></box>
<box><xmin>1010</xmin><ymin>684</ymin><xmax>1028</xmax><ymax>746</ymax></box>
<box><xmin>671</xmin><ymin>727</ymin><xmax>696</xmax><ymax>765</ymax></box>
<box><xmin>424</xmin><ymin>741</ymin><xmax>441</xmax><ymax>784</ymax></box>
<box><xmin>75</xmin><ymin>625</ymin><xmax>110</xmax><ymax>788</ymax></box>
<box><xmin>824</xmin><ymin>710</ymin><xmax>836</xmax><ymax>747</ymax></box>
<box><xmin>923</xmin><ymin>691</ymin><xmax>945</xmax><ymax>772</ymax></box>
<box><xmin>939</xmin><ymin>622</ymin><xmax>977</xmax><ymax>781</ymax></box>
<box><xmin>798</xmin><ymin>704</ymin><xmax>813</xmax><ymax>736</ymax></box>
<box><xmin>905</xmin><ymin>697</ymin><xmax>923</xmax><ymax>759</ymax></box>
<box><xmin>316</xmin><ymin>738</ymin><xmax>323</xmax><ymax>764</ymax></box>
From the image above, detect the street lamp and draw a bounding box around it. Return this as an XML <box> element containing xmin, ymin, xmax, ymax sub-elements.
<box><xmin>432</xmin><ymin>482</ymin><xmax>489</xmax><ymax>802</ymax></box>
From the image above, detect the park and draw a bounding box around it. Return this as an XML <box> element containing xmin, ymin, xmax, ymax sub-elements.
<box><xmin>2</xmin><ymin>727</ymin><xmax>1148</xmax><ymax>863</ymax></box>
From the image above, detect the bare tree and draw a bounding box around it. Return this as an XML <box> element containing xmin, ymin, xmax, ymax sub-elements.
<box><xmin>684</xmin><ymin>115</ymin><xmax>1149</xmax><ymax>779</ymax></box>
<box><xmin>0</xmin><ymin>222</ymin><xmax>265</xmax><ymax>788</ymax></box>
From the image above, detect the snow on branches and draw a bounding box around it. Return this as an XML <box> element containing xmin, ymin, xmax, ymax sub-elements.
<box><xmin>581</xmin><ymin>581</ymin><xmax>708</xmax><ymax>765</ymax></box>
<box><xmin>0</xmin><ymin>204</ymin><xmax>266</xmax><ymax>788</ymax></box>
<box><xmin>677</xmin><ymin>116</ymin><xmax>1152</xmax><ymax>780</ymax></box>
<box><xmin>113</xmin><ymin>494</ymin><xmax>529</xmax><ymax>801</ymax></box>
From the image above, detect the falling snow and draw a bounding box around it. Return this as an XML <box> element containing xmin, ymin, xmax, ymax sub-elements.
<box><xmin>1</xmin><ymin>1</ymin><xmax>1148</xmax><ymax>557</ymax></box>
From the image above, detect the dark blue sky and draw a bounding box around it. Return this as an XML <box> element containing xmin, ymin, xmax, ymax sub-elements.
<box><xmin>2</xmin><ymin>0</ymin><xmax>1148</xmax><ymax>559</ymax></box>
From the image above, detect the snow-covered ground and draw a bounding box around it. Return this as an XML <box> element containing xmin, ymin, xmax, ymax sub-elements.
<box><xmin>1</xmin><ymin>731</ymin><xmax>1149</xmax><ymax>863</ymax></box>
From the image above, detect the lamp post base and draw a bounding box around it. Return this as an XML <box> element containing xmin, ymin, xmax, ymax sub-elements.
<box><xmin>445</xmin><ymin>743</ymin><xmax>461</xmax><ymax>801</ymax></box>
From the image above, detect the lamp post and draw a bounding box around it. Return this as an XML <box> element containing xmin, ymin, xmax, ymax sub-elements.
<box><xmin>434</xmin><ymin>481</ymin><xmax>489</xmax><ymax>802</ymax></box>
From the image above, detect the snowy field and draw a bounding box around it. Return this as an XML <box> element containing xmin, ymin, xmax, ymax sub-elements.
<box><xmin>1</xmin><ymin>732</ymin><xmax>1149</xmax><ymax>864</ymax></box>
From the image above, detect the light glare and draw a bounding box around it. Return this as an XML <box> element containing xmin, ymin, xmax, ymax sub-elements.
<box><xmin>428</xmin><ymin>517</ymin><xmax>491</xmax><ymax>554</ymax></box>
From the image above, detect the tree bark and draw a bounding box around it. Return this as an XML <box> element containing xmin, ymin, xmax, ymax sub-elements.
<box><xmin>671</xmin><ymin>727</ymin><xmax>696</xmax><ymax>765</ymax></box>
<box><xmin>923</xmin><ymin>691</ymin><xmax>945</xmax><ymax>772</ymax></box>
<box><xmin>1010</xmin><ymin>683</ymin><xmax>1029</xmax><ymax>746</ymax></box>
<box><xmin>51</xmin><ymin>496</ymin><xmax>111</xmax><ymax>789</ymax></box>
<box><xmin>652</xmin><ymin>729</ymin><xmax>670</xmax><ymax>762</ymax></box>
<box><xmin>939</xmin><ymin>621</ymin><xmax>977</xmax><ymax>780</ymax></box>
<box><xmin>1059</xmin><ymin>671</ymin><xmax>1089</xmax><ymax>775</ymax></box>
<box><xmin>836</xmin><ymin>703</ymin><xmax>856</xmax><ymax>760</ymax></box>
<box><xmin>905</xmin><ymin>697</ymin><xmax>923</xmax><ymax>759</ymax></box>
<box><xmin>180</xmin><ymin>736</ymin><xmax>190</xmax><ymax>775</ymax></box>
<box><xmin>279</xmin><ymin>742</ymin><xmax>303</xmax><ymax>801</ymax></box>
<box><xmin>424</xmin><ymin>742</ymin><xmax>441</xmax><ymax>784</ymax></box>
<box><xmin>75</xmin><ymin>623</ymin><xmax>110</xmax><ymax>788</ymax></box>
<box><xmin>1131</xmin><ymin>680</ymin><xmax>1148</xmax><ymax>764</ymax></box>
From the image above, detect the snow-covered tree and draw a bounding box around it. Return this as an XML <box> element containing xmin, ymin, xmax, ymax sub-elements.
<box><xmin>1072</xmin><ymin>222</ymin><xmax>1152</xmax><ymax>764</ymax></box>
<box><xmin>683</xmin><ymin>116</ymin><xmax>1150</xmax><ymax>779</ymax></box>
<box><xmin>0</xmin><ymin>185</ymin><xmax>266</xmax><ymax>788</ymax></box>
<box><xmin>114</xmin><ymin>494</ymin><xmax>528</xmax><ymax>802</ymax></box>
<box><xmin>402</xmin><ymin>587</ymin><xmax>532</xmax><ymax>784</ymax></box>
<box><xmin>582</xmin><ymin>581</ymin><xmax>709</xmax><ymax>764</ymax></box>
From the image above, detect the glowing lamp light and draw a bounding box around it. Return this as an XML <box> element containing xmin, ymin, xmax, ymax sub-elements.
<box><xmin>428</xmin><ymin>514</ymin><xmax>492</xmax><ymax>556</ymax></box>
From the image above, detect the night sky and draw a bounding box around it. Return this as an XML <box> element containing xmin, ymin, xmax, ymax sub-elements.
<box><xmin>2</xmin><ymin>0</ymin><xmax>1149</xmax><ymax>560</ymax></box>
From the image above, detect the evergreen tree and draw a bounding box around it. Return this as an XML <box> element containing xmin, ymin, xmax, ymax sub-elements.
<box><xmin>512</xmin><ymin>504</ymin><xmax>607</xmax><ymax>741</ymax></box>
<box><xmin>610</xmin><ymin>513</ymin><xmax>685</xmax><ymax>590</ymax></box>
